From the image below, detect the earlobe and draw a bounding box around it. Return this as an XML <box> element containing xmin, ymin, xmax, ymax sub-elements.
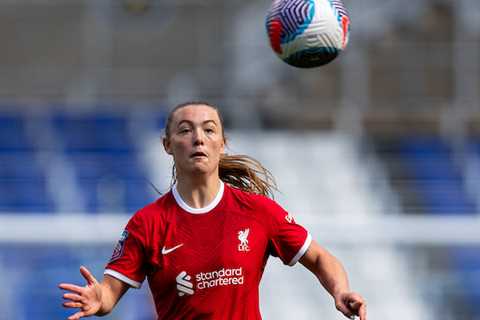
<box><xmin>162</xmin><ymin>137</ymin><xmax>172</xmax><ymax>155</ymax></box>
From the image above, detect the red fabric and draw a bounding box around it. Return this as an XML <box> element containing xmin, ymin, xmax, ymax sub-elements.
<box><xmin>105</xmin><ymin>184</ymin><xmax>309</xmax><ymax>320</ymax></box>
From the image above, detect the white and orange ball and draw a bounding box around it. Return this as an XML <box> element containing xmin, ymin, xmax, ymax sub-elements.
<box><xmin>266</xmin><ymin>0</ymin><xmax>351</xmax><ymax>68</ymax></box>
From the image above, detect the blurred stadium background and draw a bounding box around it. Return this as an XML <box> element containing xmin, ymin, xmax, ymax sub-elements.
<box><xmin>0</xmin><ymin>0</ymin><xmax>479</xmax><ymax>319</ymax></box>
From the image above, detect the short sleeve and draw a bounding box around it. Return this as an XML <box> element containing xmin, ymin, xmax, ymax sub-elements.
<box><xmin>104</xmin><ymin>213</ymin><xmax>148</xmax><ymax>288</ymax></box>
<box><xmin>267</xmin><ymin>200</ymin><xmax>312</xmax><ymax>266</ymax></box>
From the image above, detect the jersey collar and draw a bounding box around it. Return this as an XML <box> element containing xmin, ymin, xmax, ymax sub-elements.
<box><xmin>172</xmin><ymin>181</ymin><xmax>224</xmax><ymax>214</ymax></box>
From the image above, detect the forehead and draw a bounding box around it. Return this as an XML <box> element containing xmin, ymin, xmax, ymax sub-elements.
<box><xmin>172</xmin><ymin>105</ymin><xmax>221</xmax><ymax>125</ymax></box>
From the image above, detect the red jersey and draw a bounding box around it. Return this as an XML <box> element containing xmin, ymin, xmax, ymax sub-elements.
<box><xmin>105</xmin><ymin>182</ymin><xmax>311</xmax><ymax>320</ymax></box>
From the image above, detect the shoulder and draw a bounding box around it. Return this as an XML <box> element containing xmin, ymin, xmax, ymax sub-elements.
<box><xmin>225</xmin><ymin>184</ymin><xmax>285</xmax><ymax>215</ymax></box>
<box><xmin>125</xmin><ymin>191</ymin><xmax>175</xmax><ymax>244</ymax></box>
<box><xmin>128</xmin><ymin>191</ymin><xmax>175</xmax><ymax>226</ymax></box>
<box><xmin>226</xmin><ymin>184</ymin><xmax>260</xmax><ymax>204</ymax></box>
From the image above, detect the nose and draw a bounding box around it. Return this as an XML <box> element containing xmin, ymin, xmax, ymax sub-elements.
<box><xmin>192</xmin><ymin>127</ymin><xmax>204</xmax><ymax>145</ymax></box>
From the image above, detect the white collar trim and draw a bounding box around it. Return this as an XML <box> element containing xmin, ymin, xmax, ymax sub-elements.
<box><xmin>172</xmin><ymin>181</ymin><xmax>224</xmax><ymax>214</ymax></box>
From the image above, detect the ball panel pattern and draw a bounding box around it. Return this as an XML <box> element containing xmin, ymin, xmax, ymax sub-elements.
<box><xmin>328</xmin><ymin>0</ymin><xmax>350</xmax><ymax>48</ymax></box>
<box><xmin>266</xmin><ymin>0</ymin><xmax>315</xmax><ymax>48</ymax></box>
<box><xmin>266</xmin><ymin>0</ymin><xmax>350</xmax><ymax>68</ymax></box>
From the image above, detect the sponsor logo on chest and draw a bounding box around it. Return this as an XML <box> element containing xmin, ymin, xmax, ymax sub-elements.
<box><xmin>176</xmin><ymin>267</ymin><xmax>244</xmax><ymax>296</ymax></box>
<box><xmin>173</xmin><ymin>228</ymin><xmax>252</xmax><ymax>296</ymax></box>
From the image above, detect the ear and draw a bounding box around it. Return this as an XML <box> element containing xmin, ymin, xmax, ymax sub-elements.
<box><xmin>162</xmin><ymin>137</ymin><xmax>173</xmax><ymax>155</ymax></box>
<box><xmin>220</xmin><ymin>141</ymin><xmax>225</xmax><ymax>155</ymax></box>
<box><xmin>218</xmin><ymin>135</ymin><xmax>226</xmax><ymax>155</ymax></box>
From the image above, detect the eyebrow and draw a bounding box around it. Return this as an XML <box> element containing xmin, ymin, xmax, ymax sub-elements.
<box><xmin>177</xmin><ymin>119</ymin><xmax>218</xmax><ymax>127</ymax></box>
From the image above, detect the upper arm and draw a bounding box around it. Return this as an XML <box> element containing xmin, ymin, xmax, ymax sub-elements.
<box><xmin>105</xmin><ymin>213</ymin><xmax>149</xmax><ymax>287</ymax></box>
<box><xmin>299</xmin><ymin>240</ymin><xmax>327</xmax><ymax>273</ymax></box>
<box><xmin>299</xmin><ymin>240</ymin><xmax>341</xmax><ymax>276</ymax></box>
<box><xmin>264</xmin><ymin>198</ymin><xmax>311</xmax><ymax>265</ymax></box>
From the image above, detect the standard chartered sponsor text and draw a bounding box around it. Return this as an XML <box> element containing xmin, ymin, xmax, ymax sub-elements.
<box><xmin>196</xmin><ymin>267</ymin><xmax>244</xmax><ymax>289</ymax></box>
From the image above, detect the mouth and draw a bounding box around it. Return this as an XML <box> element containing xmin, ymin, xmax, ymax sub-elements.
<box><xmin>190</xmin><ymin>151</ymin><xmax>207</xmax><ymax>158</ymax></box>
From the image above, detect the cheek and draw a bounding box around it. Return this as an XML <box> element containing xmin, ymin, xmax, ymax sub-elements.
<box><xmin>215</xmin><ymin>144</ymin><xmax>225</xmax><ymax>162</ymax></box>
<box><xmin>171</xmin><ymin>140</ymin><xmax>189</xmax><ymax>156</ymax></box>
<box><xmin>213</xmin><ymin>140</ymin><xmax>224</xmax><ymax>153</ymax></box>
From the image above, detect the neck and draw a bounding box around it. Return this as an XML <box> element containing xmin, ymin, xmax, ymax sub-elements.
<box><xmin>175</xmin><ymin>172</ymin><xmax>222</xmax><ymax>209</ymax></box>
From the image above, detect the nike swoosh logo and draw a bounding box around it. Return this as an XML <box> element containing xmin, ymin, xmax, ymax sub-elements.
<box><xmin>162</xmin><ymin>243</ymin><xmax>184</xmax><ymax>255</ymax></box>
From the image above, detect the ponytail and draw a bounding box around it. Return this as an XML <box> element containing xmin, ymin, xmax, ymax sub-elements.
<box><xmin>168</xmin><ymin>154</ymin><xmax>277</xmax><ymax>198</ymax></box>
<box><xmin>219</xmin><ymin>154</ymin><xmax>277</xmax><ymax>198</ymax></box>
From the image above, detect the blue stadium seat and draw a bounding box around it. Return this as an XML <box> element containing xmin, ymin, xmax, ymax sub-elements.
<box><xmin>0</xmin><ymin>114</ymin><xmax>34</xmax><ymax>152</ymax></box>
<box><xmin>0</xmin><ymin>178</ymin><xmax>54</xmax><ymax>212</ymax></box>
<box><xmin>398</xmin><ymin>136</ymin><xmax>476</xmax><ymax>215</ymax></box>
<box><xmin>51</xmin><ymin>113</ymin><xmax>155</xmax><ymax>213</ymax></box>
<box><xmin>0</xmin><ymin>114</ymin><xmax>54</xmax><ymax>212</ymax></box>
<box><xmin>52</xmin><ymin>113</ymin><xmax>133</xmax><ymax>153</ymax></box>
<box><xmin>451</xmin><ymin>248</ymin><xmax>480</xmax><ymax>313</ymax></box>
<box><xmin>77</xmin><ymin>177</ymin><xmax>154</xmax><ymax>213</ymax></box>
<box><xmin>0</xmin><ymin>110</ymin><xmax>166</xmax><ymax>213</ymax></box>
<box><xmin>70</xmin><ymin>153</ymin><xmax>144</xmax><ymax>179</ymax></box>
<box><xmin>0</xmin><ymin>152</ymin><xmax>44</xmax><ymax>179</ymax></box>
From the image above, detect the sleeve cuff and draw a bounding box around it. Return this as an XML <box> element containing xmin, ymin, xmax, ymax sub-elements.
<box><xmin>104</xmin><ymin>269</ymin><xmax>142</xmax><ymax>289</ymax></box>
<box><xmin>288</xmin><ymin>233</ymin><xmax>312</xmax><ymax>266</ymax></box>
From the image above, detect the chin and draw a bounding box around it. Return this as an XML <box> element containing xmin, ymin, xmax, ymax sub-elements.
<box><xmin>190</xmin><ymin>165</ymin><xmax>211</xmax><ymax>175</ymax></box>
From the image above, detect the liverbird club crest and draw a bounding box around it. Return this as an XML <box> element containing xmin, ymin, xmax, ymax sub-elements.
<box><xmin>237</xmin><ymin>228</ymin><xmax>250</xmax><ymax>252</ymax></box>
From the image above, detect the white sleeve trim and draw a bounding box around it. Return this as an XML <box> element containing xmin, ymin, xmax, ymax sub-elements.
<box><xmin>288</xmin><ymin>233</ymin><xmax>312</xmax><ymax>266</ymax></box>
<box><xmin>104</xmin><ymin>269</ymin><xmax>142</xmax><ymax>289</ymax></box>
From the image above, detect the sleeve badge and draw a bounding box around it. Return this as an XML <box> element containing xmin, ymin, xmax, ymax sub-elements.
<box><xmin>109</xmin><ymin>230</ymin><xmax>129</xmax><ymax>262</ymax></box>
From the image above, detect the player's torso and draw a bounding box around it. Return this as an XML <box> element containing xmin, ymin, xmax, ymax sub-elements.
<box><xmin>147</xmin><ymin>193</ymin><xmax>269</xmax><ymax>319</ymax></box>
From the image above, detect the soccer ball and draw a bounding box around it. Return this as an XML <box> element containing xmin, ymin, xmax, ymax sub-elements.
<box><xmin>266</xmin><ymin>0</ymin><xmax>351</xmax><ymax>68</ymax></box>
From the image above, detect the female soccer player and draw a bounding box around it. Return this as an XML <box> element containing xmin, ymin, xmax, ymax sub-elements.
<box><xmin>59</xmin><ymin>102</ymin><xmax>367</xmax><ymax>320</ymax></box>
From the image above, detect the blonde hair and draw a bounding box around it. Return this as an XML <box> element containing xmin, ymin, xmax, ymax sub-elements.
<box><xmin>164</xmin><ymin>101</ymin><xmax>277</xmax><ymax>198</ymax></box>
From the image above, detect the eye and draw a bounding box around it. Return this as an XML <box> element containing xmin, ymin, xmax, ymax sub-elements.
<box><xmin>205</xmin><ymin>128</ymin><xmax>215</xmax><ymax>134</ymax></box>
<box><xmin>178</xmin><ymin>128</ymin><xmax>191</xmax><ymax>134</ymax></box>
